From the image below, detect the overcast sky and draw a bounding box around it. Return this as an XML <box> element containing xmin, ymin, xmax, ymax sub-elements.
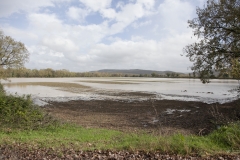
<box><xmin>0</xmin><ymin>0</ymin><xmax>206</xmax><ymax>72</ymax></box>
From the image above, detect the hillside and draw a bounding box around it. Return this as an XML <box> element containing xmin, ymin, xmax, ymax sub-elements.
<box><xmin>94</xmin><ymin>69</ymin><xmax>186</xmax><ymax>76</ymax></box>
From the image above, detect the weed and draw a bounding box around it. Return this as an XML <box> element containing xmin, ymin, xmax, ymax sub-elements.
<box><xmin>209</xmin><ymin>103</ymin><xmax>240</xmax><ymax>130</ymax></box>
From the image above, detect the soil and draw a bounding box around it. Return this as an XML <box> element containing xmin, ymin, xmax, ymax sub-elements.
<box><xmin>44</xmin><ymin>98</ymin><xmax>240</xmax><ymax>135</ymax></box>
<box><xmin>1</xmin><ymin>144</ymin><xmax>240</xmax><ymax>160</ymax></box>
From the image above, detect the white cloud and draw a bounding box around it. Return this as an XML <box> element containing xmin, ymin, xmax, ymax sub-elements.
<box><xmin>67</xmin><ymin>7</ymin><xmax>90</xmax><ymax>21</ymax></box>
<box><xmin>25</xmin><ymin>12</ymin><xmax>109</xmax><ymax>63</ymax></box>
<box><xmin>0</xmin><ymin>26</ymin><xmax>38</xmax><ymax>44</ymax></box>
<box><xmin>107</xmin><ymin>1</ymin><xmax>156</xmax><ymax>34</ymax></box>
<box><xmin>100</xmin><ymin>8</ymin><xmax>116</xmax><ymax>19</ymax></box>
<box><xmin>0</xmin><ymin>0</ymin><xmax>204</xmax><ymax>72</ymax></box>
<box><xmin>137</xmin><ymin>0</ymin><xmax>155</xmax><ymax>9</ymax></box>
<box><xmin>157</xmin><ymin>0</ymin><xmax>194</xmax><ymax>33</ymax></box>
<box><xmin>197</xmin><ymin>0</ymin><xmax>207</xmax><ymax>7</ymax></box>
<box><xmin>78</xmin><ymin>0</ymin><xmax>112</xmax><ymax>12</ymax></box>
<box><xmin>116</xmin><ymin>3</ymin><xmax>145</xmax><ymax>22</ymax></box>
<box><xmin>26</xmin><ymin>45</ymin><xmax>65</xmax><ymax>69</ymax></box>
<box><xmin>28</xmin><ymin>45</ymin><xmax>64</xmax><ymax>57</ymax></box>
<box><xmin>38</xmin><ymin>60</ymin><xmax>62</xmax><ymax>65</ymax></box>
<box><xmin>132</xmin><ymin>20</ymin><xmax>152</xmax><ymax>28</ymax></box>
<box><xmin>42</xmin><ymin>37</ymin><xmax>79</xmax><ymax>53</ymax></box>
<box><xmin>72</xmin><ymin>31</ymin><xmax>195</xmax><ymax>71</ymax></box>
<box><xmin>0</xmin><ymin>0</ymin><xmax>71</xmax><ymax>17</ymax></box>
<box><xmin>116</xmin><ymin>1</ymin><xmax>125</xmax><ymax>9</ymax></box>
<box><xmin>131</xmin><ymin>36</ymin><xmax>145</xmax><ymax>41</ymax></box>
<box><xmin>28</xmin><ymin>13</ymin><xmax>63</xmax><ymax>32</ymax></box>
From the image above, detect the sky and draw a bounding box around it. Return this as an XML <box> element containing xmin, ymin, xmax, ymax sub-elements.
<box><xmin>0</xmin><ymin>0</ymin><xmax>206</xmax><ymax>72</ymax></box>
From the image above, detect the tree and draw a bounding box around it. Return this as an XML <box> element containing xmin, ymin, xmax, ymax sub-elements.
<box><xmin>166</xmin><ymin>73</ymin><xmax>170</xmax><ymax>78</ymax></box>
<box><xmin>183</xmin><ymin>0</ymin><xmax>240</xmax><ymax>83</ymax></box>
<box><xmin>171</xmin><ymin>72</ymin><xmax>176</xmax><ymax>78</ymax></box>
<box><xmin>151</xmin><ymin>72</ymin><xmax>156</xmax><ymax>77</ymax></box>
<box><xmin>231</xmin><ymin>58</ymin><xmax>240</xmax><ymax>81</ymax></box>
<box><xmin>0</xmin><ymin>30</ymin><xmax>29</xmax><ymax>69</ymax></box>
<box><xmin>193</xmin><ymin>72</ymin><xmax>196</xmax><ymax>78</ymax></box>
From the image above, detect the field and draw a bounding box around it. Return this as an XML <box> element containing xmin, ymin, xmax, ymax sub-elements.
<box><xmin>1</xmin><ymin>80</ymin><xmax>240</xmax><ymax>159</ymax></box>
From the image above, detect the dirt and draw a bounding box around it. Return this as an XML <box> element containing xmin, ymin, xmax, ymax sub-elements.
<box><xmin>44</xmin><ymin>98</ymin><xmax>240</xmax><ymax>135</ymax></box>
<box><xmin>1</xmin><ymin>144</ymin><xmax>240</xmax><ymax>160</ymax></box>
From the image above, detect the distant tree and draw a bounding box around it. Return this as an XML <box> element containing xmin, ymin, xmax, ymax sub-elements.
<box><xmin>183</xmin><ymin>0</ymin><xmax>240</xmax><ymax>83</ymax></box>
<box><xmin>151</xmin><ymin>72</ymin><xmax>156</xmax><ymax>77</ymax></box>
<box><xmin>166</xmin><ymin>73</ymin><xmax>170</xmax><ymax>78</ymax></box>
<box><xmin>209</xmin><ymin>74</ymin><xmax>216</xmax><ymax>79</ymax></box>
<box><xmin>0</xmin><ymin>30</ymin><xmax>29</xmax><ymax>69</ymax></box>
<box><xmin>193</xmin><ymin>72</ymin><xmax>196</xmax><ymax>78</ymax></box>
<box><xmin>222</xmin><ymin>73</ymin><xmax>229</xmax><ymax>78</ymax></box>
<box><xmin>171</xmin><ymin>72</ymin><xmax>176</xmax><ymax>78</ymax></box>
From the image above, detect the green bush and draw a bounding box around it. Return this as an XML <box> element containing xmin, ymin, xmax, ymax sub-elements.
<box><xmin>0</xmin><ymin>86</ymin><xmax>57</xmax><ymax>130</ymax></box>
<box><xmin>0</xmin><ymin>83</ymin><xmax>5</xmax><ymax>96</ymax></box>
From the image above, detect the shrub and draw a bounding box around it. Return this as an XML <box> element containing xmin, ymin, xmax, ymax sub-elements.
<box><xmin>0</xmin><ymin>91</ymin><xmax>57</xmax><ymax>130</ymax></box>
<box><xmin>0</xmin><ymin>83</ymin><xmax>5</xmax><ymax>96</ymax></box>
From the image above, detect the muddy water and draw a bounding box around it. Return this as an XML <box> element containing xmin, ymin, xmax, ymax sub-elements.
<box><xmin>1</xmin><ymin>78</ymin><xmax>239</xmax><ymax>104</ymax></box>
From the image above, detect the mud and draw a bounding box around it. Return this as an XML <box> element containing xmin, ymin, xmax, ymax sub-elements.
<box><xmin>44</xmin><ymin>98</ymin><xmax>240</xmax><ymax>135</ymax></box>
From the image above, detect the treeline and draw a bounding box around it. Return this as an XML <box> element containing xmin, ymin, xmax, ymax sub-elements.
<box><xmin>1</xmin><ymin>68</ymin><xmax>231</xmax><ymax>79</ymax></box>
<box><xmin>2</xmin><ymin>68</ymin><xmax>190</xmax><ymax>78</ymax></box>
<box><xmin>3</xmin><ymin>68</ymin><xmax>112</xmax><ymax>77</ymax></box>
<box><xmin>3</xmin><ymin>68</ymin><xmax>139</xmax><ymax>78</ymax></box>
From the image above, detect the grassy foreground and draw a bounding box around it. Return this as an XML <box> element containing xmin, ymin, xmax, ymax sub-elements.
<box><xmin>0</xmin><ymin>84</ymin><xmax>240</xmax><ymax>156</ymax></box>
<box><xmin>1</xmin><ymin>123</ymin><xmax>240</xmax><ymax>155</ymax></box>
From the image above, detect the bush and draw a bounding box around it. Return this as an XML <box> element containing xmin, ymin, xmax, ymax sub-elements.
<box><xmin>0</xmin><ymin>83</ymin><xmax>5</xmax><ymax>96</ymax></box>
<box><xmin>0</xmin><ymin>88</ymin><xmax>57</xmax><ymax>130</ymax></box>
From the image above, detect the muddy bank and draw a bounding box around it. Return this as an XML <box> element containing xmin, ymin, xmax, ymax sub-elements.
<box><xmin>44</xmin><ymin>99</ymin><xmax>240</xmax><ymax>135</ymax></box>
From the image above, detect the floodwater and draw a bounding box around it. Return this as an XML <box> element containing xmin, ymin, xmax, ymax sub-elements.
<box><xmin>1</xmin><ymin>78</ymin><xmax>239</xmax><ymax>105</ymax></box>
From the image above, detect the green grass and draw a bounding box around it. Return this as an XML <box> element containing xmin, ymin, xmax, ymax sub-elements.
<box><xmin>0</xmin><ymin>83</ymin><xmax>240</xmax><ymax>156</ymax></box>
<box><xmin>0</xmin><ymin>123</ymin><xmax>240</xmax><ymax>155</ymax></box>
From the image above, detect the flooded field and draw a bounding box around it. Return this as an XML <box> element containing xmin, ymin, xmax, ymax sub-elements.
<box><xmin>1</xmin><ymin>77</ymin><xmax>239</xmax><ymax>105</ymax></box>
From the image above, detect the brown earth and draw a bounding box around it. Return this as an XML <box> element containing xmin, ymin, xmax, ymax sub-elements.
<box><xmin>43</xmin><ymin>98</ymin><xmax>240</xmax><ymax>135</ymax></box>
<box><xmin>1</xmin><ymin>144</ymin><xmax>240</xmax><ymax>160</ymax></box>
<box><xmin>0</xmin><ymin>145</ymin><xmax>240</xmax><ymax>160</ymax></box>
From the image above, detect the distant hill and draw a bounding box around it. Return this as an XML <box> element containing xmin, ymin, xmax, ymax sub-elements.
<box><xmin>93</xmin><ymin>69</ymin><xmax>186</xmax><ymax>76</ymax></box>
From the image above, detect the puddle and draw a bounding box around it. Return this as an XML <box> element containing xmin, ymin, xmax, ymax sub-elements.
<box><xmin>152</xmin><ymin>119</ymin><xmax>159</xmax><ymax>123</ymax></box>
<box><xmin>164</xmin><ymin>109</ymin><xmax>191</xmax><ymax>115</ymax></box>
